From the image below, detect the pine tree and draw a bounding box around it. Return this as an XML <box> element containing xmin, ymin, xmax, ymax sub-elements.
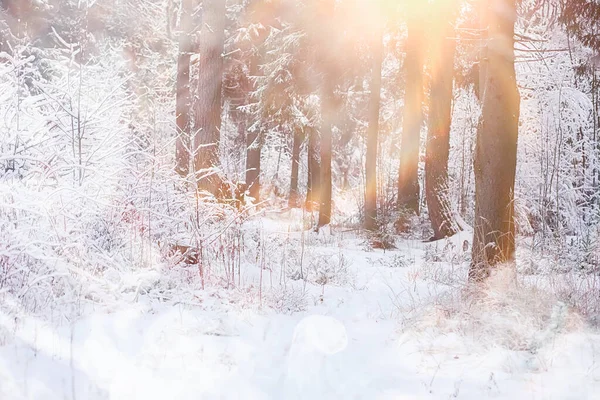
<box><xmin>226</xmin><ymin>0</ymin><xmax>275</xmax><ymax>204</ymax></box>
<box><xmin>560</xmin><ymin>0</ymin><xmax>600</xmax><ymax>209</ymax></box>
<box><xmin>561</xmin><ymin>0</ymin><xmax>600</xmax><ymax>51</ymax></box>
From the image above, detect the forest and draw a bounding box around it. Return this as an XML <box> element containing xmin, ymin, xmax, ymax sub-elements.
<box><xmin>1</xmin><ymin>0</ymin><xmax>600</xmax><ymax>399</ymax></box>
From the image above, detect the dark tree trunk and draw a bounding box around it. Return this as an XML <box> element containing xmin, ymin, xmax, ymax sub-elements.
<box><xmin>425</xmin><ymin>9</ymin><xmax>459</xmax><ymax>240</ymax></box>
<box><xmin>315</xmin><ymin>0</ymin><xmax>338</xmax><ymax>229</ymax></box>
<box><xmin>469</xmin><ymin>0</ymin><xmax>520</xmax><ymax>282</ymax></box>
<box><xmin>364</xmin><ymin>26</ymin><xmax>383</xmax><ymax>232</ymax></box>
<box><xmin>305</xmin><ymin>125</ymin><xmax>320</xmax><ymax>210</ymax></box>
<box><xmin>175</xmin><ymin>0</ymin><xmax>194</xmax><ymax>178</ymax></box>
<box><xmin>397</xmin><ymin>19</ymin><xmax>425</xmax><ymax>215</ymax></box>
<box><xmin>245</xmin><ymin>129</ymin><xmax>261</xmax><ymax>203</ymax></box>
<box><xmin>318</xmin><ymin>78</ymin><xmax>335</xmax><ymax>228</ymax></box>
<box><xmin>193</xmin><ymin>0</ymin><xmax>226</xmax><ymax>195</ymax></box>
<box><xmin>289</xmin><ymin>126</ymin><xmax>303</xmax><ymax>208</ymax></box>
<box><xmin>244</xmin><ymin>53</ymin><xmax>263</xmax><ymax>204</ymax></box>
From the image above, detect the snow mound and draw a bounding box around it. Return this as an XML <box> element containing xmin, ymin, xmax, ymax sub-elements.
<box><xmin>289</xmin><ymin>314</ymin><xmax>348</xmax><ymax>355</ymax></box>
<box><xmin>283</xmin><ymin>315</ymin><xmax>348</xmax><ymax>398</ymax></box>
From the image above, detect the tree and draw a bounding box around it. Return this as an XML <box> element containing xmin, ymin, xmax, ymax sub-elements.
<box><xmin>397</xmin><ymin>16</ymin><xmax>425</xmax><ymax>215</ymax></box>
<box><xmin>194</xmin><ymin>0</ymin><xmax>227</xmax><ymax>195</ymax></box>
<box><xmin>364</xmin><ymin>25</ymin><xmax>383</xmax><ymax>231</ymax></box>
<box><xmin>289</xmin><ymin>126</ymin><xmax>303</xmax><ymax>208</ymax></box>
<box><xmin>226</xmin><ymin>0</ymin><xmax>276</xmax><ymax>204</ymax></box>
<box><xmin>469</xmin><ymin>0</ymin><xmax>520</xmax><ymax>282</ymax></box>
<box><xmin>245</xmin><ymin>0</ymin><xmax>318</xmax><ymax>205</ymax></box>
<box><xmin>318</xmin><ymin>76</ymin><xmax>336</xmax><ymax>227</ymax></box>
<box><xmin>561</xmin><ymin>0</ymin><xmax>600</xmax><ymax>51</ymax></box>
<box><xmin>245</xmin><ymin>118</ymin><xmax>262</xmax><ymax>202</ymax></box>
<box><xmin>175</xmin><ymin>0</ymin><xmax>195</xmax><ymax>178</ymax></box>
<box><xmin>305</xmin><ymin>125</ymin><xmax>320</xmax><ymax>210</ymax></box>
<box><xmin>560</xmin><ymin>0</ymin><xmax>600</xmax><ymax>207</ymax></box>
<box><xmin>312</xmin><ymin>0</ymin><xmax>339</xmax><ymax>228</ymax></box>
<box><xmin>424</xmin><ymin>1</ymin><xmax>459</xmax><ymax>240</ymax></box>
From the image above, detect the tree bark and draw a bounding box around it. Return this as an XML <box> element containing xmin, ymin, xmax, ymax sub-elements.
<box><xmin>289</xmin><ymin>126</ymin><xmax>303</xmax><ymax>208</ymax></box>
<box><xmin>245</xmin><ymin>51</ymin><xmax>263</xmax><ymax>204</ymax></box>
<box><xmin>364</xmin><ymin>26</ymin><xmax>383</xmax><ymax>231</ymax></box>
<box><xmin>397</xmin><ymin>18</ymin><xmax>425</xmax><ymax>215</ymax></box>
<box><xmin>318</xmin><ymin>78</ymin><xmax>335</xmax><ymax>227</ymax></box>
<box><xmin>316</xmin><ymin>0</ymin><xmax>338</xmax><ymax>228</ymax></box>
<box><xmin>193</xmin><ymin>0</ymin><xmax>226</xmax><ymax>195</ymax></box>
<box><xmin>305</xmin><ymin>125</ymin><xmax>320</xmax><ymax>210</ymax></box>
<box><xmin>175</xmin><ymin>0</ymin><xmax>194</xmax><ymax>178</ymax></box>
<box><xmin>245</xmin><ymin>128</ymin><xmax>261</xmax><ymax>202</ymax></box>
<box><xmin>469</xmin><ymin>0</ymin><xmax>520</xmax><ymax>282</ymax></box>
<box><xmin>425</xmin><ymin>10</ymin><xmax>459</xmax><ymax>240</ymax></box>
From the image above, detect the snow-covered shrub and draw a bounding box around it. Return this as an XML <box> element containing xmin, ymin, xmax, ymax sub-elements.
<box><xmin>0</xmin><ymin>33</ymin><xmax>237</xmax><ymax>317</ymax></box>
<box><xmin>423</xmin><ymin>237</ymin><xmax>467</xmax><ymax>265</ymax></box>
<box><xmin>410</xmin><ymin>267</ymin><xmax>584</xmax><ymax>352</ymax></box>
<box><xmin>268</xmin><ymin>285</ymin><xmax>308</xmax><ymax>314</ymax></box>
<box><xmin>537</xmin><ymin>270</ymin><xmax>600</xmax><ymax>326</ymax></box>
<box><xmin>307</xmin><ymin>251</ymin><xmax>351</xmax><ymax>287</ymax></box>
<box><xmin>376</xmin><ymin>254</ymin><xmax>410</xmax><ymax>269</ymax></box>
<box><xmin>0</xmin><ymin>41</ymin><xmax>133</xmax><ymax>314</ymax></box>
<box><xmin>420</xmin><ymin>258</ymin><xmax>468</xmax><ymax>289</ymax></box>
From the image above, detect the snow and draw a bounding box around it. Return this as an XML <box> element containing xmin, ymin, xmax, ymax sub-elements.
<box><xmin>1</xmin><ymin>214</ymin><xmax>600</xmax><ymax>400</ymax></box>
<box><xmin>2</xmin><ymin>1</ymin><xmax>599</xmax><ymax>398</ymax></box>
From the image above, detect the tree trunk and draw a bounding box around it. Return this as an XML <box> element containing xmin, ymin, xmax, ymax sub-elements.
<box><xmin>245</xmin><ymin>51</ymin><xmax>263</xmax><ymax>204</ymax></box>
<box><xmin>289</xmin><ymin>126</ymin><xmax>303</xmax><ymax>208</ymax></box>
<box><xmin>245</xmin><ymin>129</ymin><xmax>261</xmax><ymax>202</ymax></box>
<box><xmin>315</xmin><ymin>0</ymin><xmax>338</xmax><ymax>228</ymax></box>
<box><xmin>193</xmin><ymin>0</ymin><xmax>226</xmax><ymax>195</ymax></box>
<box><xmin>397</xmin><ymin>18</ymin><xmax>425</xmax><ymax>215</ymax></box>
<box><xmin>175</xmin><ymin>0</ymin><xmax>194</xmax><ymax>178</ymax></box>
<box><xmin>318</xmin><ymin>78</ymin><xmax>335</xmax><ymax>228</ymax></box>
<box><xmin>469</xmin><ymin>0</ymin><xmax>520</xmax><ymax>282</ymax></box>
<box><xmin>305</xmin><ymin>125</ymin><xmax>320</xmax><ymax>210</ymax></box>
<box><xmin>425</xmin><ymin>8</ymin><xmax>459</xmax><ymax>240</ymax></box>
<box><xmin>364</xmin><ymin>26</ymin><xmax>383</xmax><ymax>232</ymax></box>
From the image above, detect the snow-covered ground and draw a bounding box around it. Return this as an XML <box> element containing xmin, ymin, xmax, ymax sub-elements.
<box><xmin>1</xmin><ymin>213</ymin><xmax>599</xmax><ymax>399</ymax></box>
